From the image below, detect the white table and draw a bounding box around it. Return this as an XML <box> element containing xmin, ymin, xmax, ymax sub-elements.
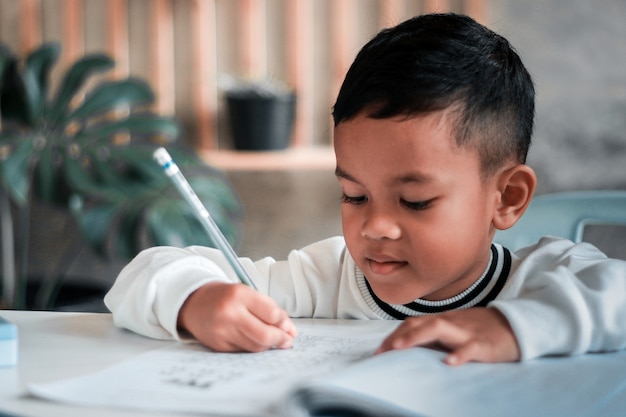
<box><xmin>0</xmin><ymin>311</ymin><xmax>398</xmax><ymax>417</ymax></box>
<box><xmin>0</xmin><ymin>311</ymin><xmax>194</xmax><ymax>417</ymax></box>
<box><xmin>4</xmin><ymin>310</ymin><xmax>626</xmax><ymax>417</ymax></box>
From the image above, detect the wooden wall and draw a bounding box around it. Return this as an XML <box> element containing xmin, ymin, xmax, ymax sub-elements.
<box><xmin>0</xmin><ymin>0</ymin><xmax>486</xmax><ymax>155</ymax></box>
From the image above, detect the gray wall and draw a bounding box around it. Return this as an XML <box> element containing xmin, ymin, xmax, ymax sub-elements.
<box><xmin>489</xmin><ymin>0</ymin><xmax>626</xmax><ymax>193</ymax></box>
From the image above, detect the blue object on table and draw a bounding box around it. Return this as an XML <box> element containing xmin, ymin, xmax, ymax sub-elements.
<box><xmin>0</xmin><ymin>315</ymin><xmax>17</xmax><ymax>367</ymax></box>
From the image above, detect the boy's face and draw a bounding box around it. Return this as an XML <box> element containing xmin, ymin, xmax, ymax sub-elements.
<box><xmin>334</xmin><ymin>111</ymin><xmax>502</xmax><ymax>304</ymax></box>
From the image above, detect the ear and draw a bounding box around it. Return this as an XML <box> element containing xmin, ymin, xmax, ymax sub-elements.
<box><xmin>492</xmin><ymin>164</ymin><xmax>537</xmax><ymax>231</ymax></box>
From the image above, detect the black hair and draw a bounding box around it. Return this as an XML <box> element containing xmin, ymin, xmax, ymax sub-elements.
<box><xmin>332</xmin><ymin>13</ymin><xmax>535</xmax><ymax>177</ymax></box>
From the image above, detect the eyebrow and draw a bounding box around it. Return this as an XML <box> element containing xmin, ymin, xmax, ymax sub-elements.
<box><xmin>335</xmin><ymin>166</ymin><xmax>436</xmax><ymax>185</ymax></box>
<box><xmin>335</xmin><ymin>166</ymin><xmax>355</xmax><ymax>181</ymax></box>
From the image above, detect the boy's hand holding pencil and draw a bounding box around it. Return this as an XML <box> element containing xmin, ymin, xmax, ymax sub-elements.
<box><xmin>177</xmin><ymin>282</ymin><xmax>298</xmax><ymax>352</ymax></box>
<box><xmin>154</xmin><ymin>147</ymin><xmax>297</xmax><ymax>352</ymax></box>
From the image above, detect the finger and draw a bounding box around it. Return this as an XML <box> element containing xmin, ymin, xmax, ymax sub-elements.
<box><xmin>245</xmin><ymin>291</ymin><xmax>289</xmax><ymax>324</ymax></box>
<box><xmin>277</xmin><ymin>316</ymin><xmax>299</xmax><ymax>338</ymax></box>
<box><xmin>446</xmin><ymin>336</ymin><xmax>519</xmax><ymax>366</ymax></box>
<box><xmin>376</xmin><ymin>317</ymin><xmax>469</xmax><ymax>354</ymax></box>
<box><xmin>444</xmin><ymin>340</ymin><xmax>483</xmax><ymax>366</ymax></box>
<box><xmin>245</xmin><ymin>292</ymin><xmax>298</xmax><ymax>337</ymax></box>
<box><xmin>233</xmin><ymin>322</ymin><xmax>294</xmax><ymax>352</ymax></box>
<box><xmin>205</xmin><ymin>315</ymin><xmax>292</xmax><ymax>353</ymax></box>
<box><xmin>376</xmin><ymin>321</ymin><xmax>423</xmax><ymax>353</ymax></box>
<box><xmin>190</xmin><ymin>300</ymin><xmax>293</xmax><ymax>352</ymax></box>
<box><xmin>231</xmin><ymin>309</ymin><xmax>296</xmax><ymax>352</ymax></box>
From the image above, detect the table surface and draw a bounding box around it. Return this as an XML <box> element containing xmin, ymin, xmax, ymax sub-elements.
<box><xmin>5</xmin><ymin>310</ymin><xmax>626</xmax><ymax>417</ymax></box>
<box><xmin>0</xmin><ymin>310</ymin><xmax>213</xmax><ymax>417</ymax></box>
<box><xmin>0</xmin><ymin>310</ymin><xmax>398</xmax><ymax>417</ymax></box>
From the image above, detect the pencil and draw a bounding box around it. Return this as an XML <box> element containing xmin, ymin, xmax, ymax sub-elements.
<box><xmin>153</xmin><ymin>147</ymin><xmax>258</xmax><ymax>290</ymax></box>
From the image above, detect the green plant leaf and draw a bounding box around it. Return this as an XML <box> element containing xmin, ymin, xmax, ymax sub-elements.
<box><xmin>69</xmin><ymin>196</ymin><xmax>117</xmax><ymax>254</ymax></box>
<box><xmin>68</xmin><ymin>78</ymin><xmax>155</xmax><ymax>122</ymax></box>
<box><xmin>145</xmin><ymin>174</ymin><xmax>242</xmax><ymax>249</ymax></box>
<box><xmin>63</xmin><ymin>156</ymin><xmax>127</xmax><ymax>202</ymax></box>
<box><xmin>92</xmin><ymin>151</ymin><xmax>156</xmax><ymax>197</ymax></box>
<box><xmin>74</xmin><ymin>114</ymin><xmax>181</xmax><ymax>145</ymax></box>
<box><xmin>33</xmin><ymin>142</ymin><xmax>57</xmax><ymax>202</ymax></box>
<box><xmin>48</xmin><ymin>54</ymin><xmax>114</xmax><ymax>123</ymax></box>
<box><xmin>189</xmin><ymin>175</ymin><xmax>243</xmax><ymax>215</ymax></box>
<box><xmin>108</xmin><ymin>145</ymin><xmax>170</xmax><ymax>177</ymax></box>
<box><xmin>113</xmin><ymin>203</ymin><xmax>146</xmax><ymax>258</ymax></box>
<box><xmin>24</xmin><ymin>43</ymin><xmax>60</xmax><ymax>94</ymax></box>
<box><xmin>22</xmin><ymin>43</ymin><xmax>60</xmax><ymax>123</ymax></box>
<box><xmin>69</xmin><ymin>152</ymin><xmax>243</xmax><ymax>259</ymax></box>
<box><xmin>71</xmin><ymin>193</ymin><xmax>148</xmax><ymax>259</ymax></box>
<box><xmin>93</xmin><ymin>146</ymin><xmax>165</xmax><ymax>192</ymax></box>
<box><xmin>146</xmin><ymin>198</ymin><xmax>213</xmax><ymax>248</ymax></box>
<box><xmin>0</xmin><ymin>138</ymin><xmax>35</xmax><ymax>205</ymax></box>
<box><xmin>1</xmin><ymin>42</ymin><xmax>243</xmax><ymax>266</ymax></box>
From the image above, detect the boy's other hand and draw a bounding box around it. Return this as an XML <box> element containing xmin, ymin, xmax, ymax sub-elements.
<box><xmin>177</xmin><ymin>282</ymin><xmax>298</xmax><ymax>352</ymax></box>
<box><xmin>375</xmin><ymin>307</ymin><xmax>520</xmax><ymax>365</ymax></box>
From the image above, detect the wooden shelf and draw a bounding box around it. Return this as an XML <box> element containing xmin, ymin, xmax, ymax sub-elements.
<box><xmin>199</xmin><ymin>147</ymin><xmax>336</xmax><ymax>171</ymax></box>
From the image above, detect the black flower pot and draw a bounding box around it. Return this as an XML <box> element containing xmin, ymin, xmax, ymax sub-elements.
<box><xmin>226</xmin><ymin>91</ymin><xmax>296</xmax><ymax>151</ymax></box>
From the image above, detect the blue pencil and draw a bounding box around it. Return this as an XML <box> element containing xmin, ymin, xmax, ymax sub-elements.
<box><xmin>153</xmin><ymin>148</ymin><xmax>258</xmax><ymax>290</ymax></box>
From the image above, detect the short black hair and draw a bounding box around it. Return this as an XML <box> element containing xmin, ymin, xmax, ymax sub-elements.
<box><xmin>332</xmin><ymin>13</ymin><xmax>535</xmax><ymax>177</ymax></box>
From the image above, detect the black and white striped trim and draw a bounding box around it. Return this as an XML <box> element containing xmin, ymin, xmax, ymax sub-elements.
<box><xmin>357</xmin><ymin>244</ymin><xmax>512</xmax><ymax>319</ymax></box>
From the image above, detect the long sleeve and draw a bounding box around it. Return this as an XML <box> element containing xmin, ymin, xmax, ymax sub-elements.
<box><xmin>106</xmin><ymin>234</ymin><xmax>626</xmax><ymax>360</ymax></box>
<box><xmin>104</xmin><ymin>237</ymin><xmax>377</xmax><ymax>340</ymax></box>
<box><xmin>491</xmin><ymin>237</ymin><xmax>626</xmax><ymax>360</ymax></box>
<box><xmin>104</xmin><ymin>246</ymin><xmax>240</xmax><ymax>340</ymax></box>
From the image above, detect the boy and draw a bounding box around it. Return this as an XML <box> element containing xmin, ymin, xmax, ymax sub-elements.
<box><xmin>105</xmin><ymin>13</ymin><xmax>626</xmax><ymax>366</ymax></box>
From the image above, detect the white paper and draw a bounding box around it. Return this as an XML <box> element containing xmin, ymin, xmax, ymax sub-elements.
<box><xmin>29</xmin><ymin>322</ymin><xmax>390</xmax><ymax>417</ymax></box>
<box><xmin>30</xmin><ymin>318</ymin><xmax>626</xmax><ymax>417</ymax></box>
<box><xmin>283</xmin><ymin>348</ymin><xmax>626</xmax><ymax>417</ymax></box>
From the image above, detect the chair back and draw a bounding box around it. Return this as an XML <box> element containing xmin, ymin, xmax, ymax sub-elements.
<box><xmin>494</xmin><ymin>191</ymin><xmax>626</xmax><ymax>251</ymax></box>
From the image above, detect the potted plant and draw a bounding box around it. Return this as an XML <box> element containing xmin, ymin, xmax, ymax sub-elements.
<box><xmin>222</xmin><ymin>76</ymin><xmax>296</xmax><ymax>151</ymax></box>
<box><xmin>0</xmin><ymin>43</ymin><xmax>243</xmax><ymax>309</ymax></box>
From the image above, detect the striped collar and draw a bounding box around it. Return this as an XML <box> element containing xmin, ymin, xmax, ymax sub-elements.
<box><xmin>356</xmin><ymin>244</ymin><xmax>512</xmax><ymax>319</ymax></box>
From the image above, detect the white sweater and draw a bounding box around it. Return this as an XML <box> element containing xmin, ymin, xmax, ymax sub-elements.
<box><xmin>104</xmin><ymin>236</ymin><xmax>626</xmax><ymax>360</ymax></box>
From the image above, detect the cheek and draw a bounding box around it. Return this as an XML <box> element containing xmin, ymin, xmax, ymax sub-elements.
<box><xmin>434</xmin><ymin>195</ymin><xmax>492</xmax><ymax>242</ymax></box>
<box><xmin>404</xmin><ymin>201</ymin><xmax>472</xmax><ymax>247</ymax></box>
<box><xmin>340</xmin><ymin>205</ymin><xmax>356</xmax><ymax>235</ymax></box>
<box><xmin>340</xmin><ymin>206</ymin><xmax>362</xmax><ymax>246</ymax></box>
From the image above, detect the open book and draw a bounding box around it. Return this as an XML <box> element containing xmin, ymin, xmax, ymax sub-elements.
<box><xmin>30</xmin><ymin>320</ymin><xmax>626</xmax><ymax>417</ymax></box>
<box><xmin>283</xmin><ymin>347</ymin><xmax>626</xmax><ymax>417</ymax></box>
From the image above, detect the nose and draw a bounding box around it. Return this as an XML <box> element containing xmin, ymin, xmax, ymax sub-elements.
<box><xmin>361</xmin><ymin>207</ymin><xmax>402</xmax><ymax>240</ymax></box>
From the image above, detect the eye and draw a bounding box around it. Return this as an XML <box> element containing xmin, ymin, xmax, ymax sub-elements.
<box><xmin>401</xmin><ymin>198</ymin><xmax>433</xmax><ymax>211</ymax></box>
<box><xmin>341</xmin><ymin>193</ymin><xmax>367</xmax><ymax>205</ymax></box>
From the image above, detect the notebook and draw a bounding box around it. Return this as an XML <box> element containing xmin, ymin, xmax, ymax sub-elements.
<box><xmin>29</xmin><ymin>320</ymin><xmax>626</xmax><ymax>417</ymax></box>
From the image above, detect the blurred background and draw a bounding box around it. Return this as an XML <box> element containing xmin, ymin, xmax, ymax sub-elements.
<box><xmin>0</xmin><ymin>0</ymin><xmax>624</xmax><ymax>310</ymax></box>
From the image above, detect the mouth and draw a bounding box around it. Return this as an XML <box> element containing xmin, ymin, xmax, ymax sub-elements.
<box><xmin>366</xmin><ymin>256</ymin><xmax>408</xmax><ymax>275</ymax></box>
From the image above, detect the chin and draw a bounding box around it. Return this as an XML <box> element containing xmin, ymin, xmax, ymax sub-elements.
<box><xmin>380</xmin><ymin>294</ymin><xmax>419</xmax><ymax>305</ymax></box>
<box><xmin>368</xmin><ymin>281</ymin><xmax>422</xmax><ymax>305</ymax></box>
